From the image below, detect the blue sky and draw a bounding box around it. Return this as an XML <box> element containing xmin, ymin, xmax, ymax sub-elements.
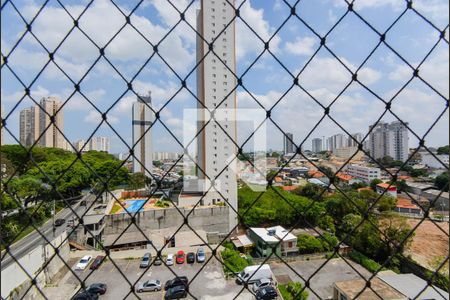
<box><xmin>1</xmin><ymin>0</ymin><xmax>449</xmax><ymax>154</ymax></box>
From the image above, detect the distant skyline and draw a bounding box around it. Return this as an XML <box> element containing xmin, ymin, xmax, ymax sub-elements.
<box><xmin>1</xmin><ymin>0</ymin><xmax>448</xmax><ymax>153</ymax></box>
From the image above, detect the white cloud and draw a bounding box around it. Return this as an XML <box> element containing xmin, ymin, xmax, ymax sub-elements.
<box><xmin>389</xmin><ymin>49</ymin><xmax>449</xmax><ymax>96</ymax></box>
<box><xmin>110</xmin><ymin>79</ymin><xmax>188</xmax><ymax>119</ymax></box>
<box><xmin>16</xmin><ymin>0</ymin><xmax>195</xmax><ymax>75</ymax></box>
<box><xmin>84</xmin><ymin>110</ymin><xmax>118</xmax><ymax>124</ymax></box>
<box><xmin>298</xmin><ymin>56</ymin><xmax>381</xmax><ymax>93</ymax></box>
<box><xmin>236</xmin><ymin>0</ymin><xmax>281</xmax><ymax>59</ymax></box>
<box><xmin>285</xmin><ymin>37</ymin><xmax>317</xmax><ymax>56</ymax></box>
<box><xmin>65</xmin><ymin>89</ymin><xmax>106</xmax><ymax>111</ymax></box>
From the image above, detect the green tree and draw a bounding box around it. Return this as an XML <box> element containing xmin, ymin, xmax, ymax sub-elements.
<box><xmin>8</xmin><ymin>176</ymin><xmax>43</xmax><ymax>200</ymax></box>
<box><xmin>317</xmin><ymin>215</ymin><xmax>335</xmax><ymax>233</ymax></box>
<box><xmin>127</xmin><ymin>172</ymin><xmax>147</xmax><ymax>190</ymax></box>
<box><xmin>294</xmin><ymin>183</ymin><xmax>325</xmax><ymax>201</ymax></box>
<box><xmin>370</xmin><ymin>179</ymin><xmax>383</xmax><ymax>191</ymax></box>
<box><xmin>350</xmin><ymin>181</ymin><xmax>368</xmax><ymax>190</ymax></box>
<box><xmin>320</xmin><ymin>232</ymin><xmax>339</xmax><ymax>251</ymax></box>
<box><xmin>153</xmin><ymin>160</ymin><xmax>163</xmax><ymax>168</ymax></box>
<box><xmin>434</xmin><ymin>172</ymin><xmax>449</xmax><ymax>191</ymax></box>
<box><xmin>437</xmin><ymin>145</ymin><xmax>449</xmax><ymax>155</ymax></box>
<box><xmin>395</xmin><ymin>180</ymin><xmax>410</xmax><ymax>193</ymax></box>
<box><xmin>410</xmin><ymin>168</ymin><xmax>427</xmax><ymax>178</ymax></box>
<box><xmin>378</xmin><ymin>156</ymin><xmax>394</xmax><ymax>167</ymax></box>
<box><xmin>379</xmin><ymin>212</ymin><xmax>414</xmax><ymax>256</ymax></box>
<box><xmin>317</xmin><ymin>165</ymin><xmax>334</xmax><ymax>178</ymax></box>
<box><xmin>297</xmin><ymin>234</ymin><xmax>323</xmax><ymax>254</ymax></box>
<box><xmin>221</xmin><ymin>248</ymin><xmax>251</xmax><ymax>274</ymax></box>
<box><xmin>279</xmin><ymin>282</ymin><xmax>308</xmax><ymax>300</ymax></box>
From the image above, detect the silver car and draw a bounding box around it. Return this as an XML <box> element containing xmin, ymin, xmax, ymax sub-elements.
<box><xmin>140</xmin><ymin>252</ymin><xmax>152</xmax><ymax>268</ymax></box>
<box><xmin>252</xmin><ymin>278</ymin><xmax>274</xmax><ymax>293</ymax></box>
<box><xmin>136</xmin><ymin>280</ymin><xmax>162</xmax><ymax>292</ymax></box>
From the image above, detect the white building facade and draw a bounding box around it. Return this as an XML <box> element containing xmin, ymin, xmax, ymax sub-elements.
<box><xmin>89</xmin><ymin>136</ymin><xmax>110</xmax><ymax>152</ymax></box>
<box><xmin>312</xmin><ymin>138</ymin><xmax>322</xmax><ymax>153</ymax></box>
<box><xmin>369</xmin><ymin>121</ymin><xmax>409</xmax><ymax>162</ymax></box>
<box><xmin>345</xmin><ymin>164</ymin><xmax>381</xmax><ymax>182</ymax></box>
<box><xmin>39</xmin><ymin>97</ymin><xmax>65</xmax><ymax>149</ymax></box>
<box><xmin>19</xmin><ymin>106</ymin><xmax>40</xmax><ymax>147</ymax></box>
<box><xmin>196</xmin><ymin>0</ymin><xmax>238</xmax><ymax>231</ymax></box>
<box><xmin>132</xmin><ymin>92</ymin><xmax>154</xmax><ymax>177</ymax></box>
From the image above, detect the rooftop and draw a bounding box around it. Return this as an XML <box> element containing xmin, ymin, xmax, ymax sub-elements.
<box><xmin>378</xmin><ymin>271</ymin><xmax>449</xmax><ymax>300</ymax></box>
<box><xmin>336</xmin><ymin>172</ymin><xmax>354</xmax><ymax>182</ymax></box>
<box><xmin>334</xmin><ymin>277</ymin><xmax>406</xmax><ymax>300</ymax></box>
<box><xmin>281</xmin><ymin>185</ymin><xmax>298</xmax><ymax>191</ymax></box>
<box><xmin>377</xmin><ymin>183</ymin><xmax>397</xmax><ymax>190</ymax></box>
<box><xmin>231</xmin><ymin>234</ymin><xmax>254</xmax><ymax>248</ymax></box>
<box><xmin>396</xmin><ymin>197</ymin><xmax>422</xmax><ymax>210</ymax></box>
<box><xmin>250</xmin><ymin>226</ymin><xmax>296</xmax><ymax>243</ymax></box>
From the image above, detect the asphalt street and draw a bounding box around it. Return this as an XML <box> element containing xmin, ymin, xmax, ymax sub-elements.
<box><xmin>1</xmin><ymin>193</ymin><xmax>95</xmax><ymax>270</ymax></box>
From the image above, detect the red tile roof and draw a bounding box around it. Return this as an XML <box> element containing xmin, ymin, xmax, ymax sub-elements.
<box><xmin>396</xmin><ymin>197</ymin><xmax>421</xmax><ymax>210</ymax></box>
<box><xmin>377</xmin><ymin>183</ymin><xmax>397</xmax><ymax>190</ymax></box>
<box><xmin>336</xmin><ymin>172</ymin><xmax>354</xmax><ymax>182</ymax></box>
<box><xmin>308</xmin><ymin>170</ymin><xmax>325</xmax><ymax>178</ymax></box>
<box><xmin>281</xmin><ymin>185</ymin><xmax>297</xmax><ymax>191</ymax></box>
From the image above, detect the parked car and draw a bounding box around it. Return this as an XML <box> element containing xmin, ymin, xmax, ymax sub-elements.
<box><xmin>166</xmin><ymin>254</ymin><xmax>174</xmax><ymax>266</ymax></box>
<box><xmin>164</xmin><ymin>276</ymin><xmax>189</xmax><ymax>291</ymax></box>
<box><xmin>186</xmin><ymin>252</ymin><xmax>195</xmax><ymax>264</ymax></box>
<box><xmin>90</xmin><ymin>256</ymin><xmax>105</xmax><ymax>270</ymax></box>
<box><xmin>164</xmin><ymin>285</ymin><xmax>187</xmax><ymax>299</ymax></box>
<box><xmin>86</xmin><ymin>283</ymin><xmax>107</xmax><ymax>295</ymax></box>
<box><xmin>153</xmin><ymin>256</ymin><xmax>162</xmax><ymax>266</ymax></box>
<box><xmin>236</xmin><ymin>264</ymin><xmax>273</xmax><ymax>284</ymax></box>
<box><xmin>252</xmin><ymin>278</ymin><xmax>274</xmax><ymax>293</ymax></box>
<box><xmin>72</xmin><ymin>291</ymin><xmax>99</xmax><ymax>300</ymax></box>
<box><xmin>196</xmin><ymin>248</ymin><xmax>206</xmax><ymax>263</ymax></box>
<box><xmin>255</xmin><ymin>286</ymin><xmax>278</xmax><ymax>300</ymax></box>
<box><xmin>140</xmin><ymin>252</ymin><xmax>152</xmax><ymax>268</ymax></box>
<box><xmin>176</xmin><ymin>250</ymin><xmax>185</xmax><ymax>264</ymax></box>
<box><xmin>136</xmin><ymin>280</ymin><xmax>162</xmax><ymax>292</ymax></box>
<box><xmin>55</xmin><ymin>218</ymin><xmax>65</xmax><ymax>226</ymax></box>
<box><xmin>75</xmin><ymin>255</ymin><xmax>92</xmax><ymax>270</ymax></box>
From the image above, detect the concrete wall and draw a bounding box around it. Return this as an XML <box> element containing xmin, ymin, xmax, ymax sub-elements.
<box><xmin>1</xmin><ymin>232</ymin><xmax>70</xmax><ymax>299</ymax></box>
<box><xmin>104</xmin><ymin>205</ymin><xmax>230</xmax><ymax>235</ymax></box>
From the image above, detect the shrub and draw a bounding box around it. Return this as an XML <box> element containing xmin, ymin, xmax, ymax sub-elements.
<box><xmin>279</xmin><ymin>282</ymin><xmax>308</xmax><ymax>300</ymax></box>
<box><xmin>221</xmin><ymin>248</ymin><xmax>250</xmax><ymax>275</ymax></box>
<box><xmin>348</xmin><ymin>250</ymin><xmax>383</xmax><ymax>273</ymax></box>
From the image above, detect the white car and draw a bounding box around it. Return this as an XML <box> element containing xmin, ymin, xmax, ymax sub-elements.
<box><xmin>166</xmin><ymin>254</ymin><xmax>174</xmax><ymax>266</ymax></box>
<box><xmin>76</xmin><ymin>255</ymin><xmax>92</xmax><ymax>270</ymax></box>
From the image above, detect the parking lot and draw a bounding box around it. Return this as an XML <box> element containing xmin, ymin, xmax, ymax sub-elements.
<box><xmin>60</xmin><ymin>255</ymin><xmax>254</xmax><ymax>299</ymax></box>
<box><xmin>271</xmin><ymin>258</ymin><xmax>371</xmax><ymax>300</ymax></box>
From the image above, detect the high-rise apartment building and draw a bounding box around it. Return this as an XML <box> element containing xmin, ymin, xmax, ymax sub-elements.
<box><xmin>73</xmin><ymin>139</ymin><xmax>86</xmax><ymax>152</ymax></box>
<box><xmin>89</xmin><ymin>136</ymin><xmax>110</xmax><ymax>152</ymax></box>
<box><xmin>132</xmin><ymin>92</ymin><xmax>154</xmax><ymax>177</ymax></box>
<box><xmin>20</xmin><ymin>106</ymin><xmax>40</xmax><ymax>147</ymax></box>
<box><xmin>39</xmin><ymin>97</ymin><xmax>64</xmax><ymax>148</ymax></box>
<box><xmin>283</xmin><ymin>132</ymin><xmax>295</xmax><ymax>155</ymax></box>
<box><xmin>196</xmin><ymin>0</ymin><xmax>237</xmax><ymax>231</ymax></box>
<box><xmin>348</xmin><ymin>132</ymin><xmax>363</xmax><ymax>147</ymax></box>
<box><xmin>312</xmin><ymin>138</ymin><xmax>322</xmax><ymax>153</ymax></box>
<box><xmin>328</xmin><ymin>133</ymin><xmax>346</xmax><ymax>152</ymax></box>
<box><xmin>369</xmin><ymin>121</ymin><xmax>409</xmax><ymax>162</ymax></box>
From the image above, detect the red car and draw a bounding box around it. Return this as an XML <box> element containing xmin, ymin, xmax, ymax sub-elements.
<box><xmin>176</xmin><ymin>250</ymin><xmax>185</xmax><ymax>264</ymax></box>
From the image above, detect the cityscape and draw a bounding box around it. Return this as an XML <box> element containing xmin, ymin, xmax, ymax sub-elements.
<box><xmin>0</xmin><ymin>0</ymin><xmax>449</xmax><ymax>300</ymax></box>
